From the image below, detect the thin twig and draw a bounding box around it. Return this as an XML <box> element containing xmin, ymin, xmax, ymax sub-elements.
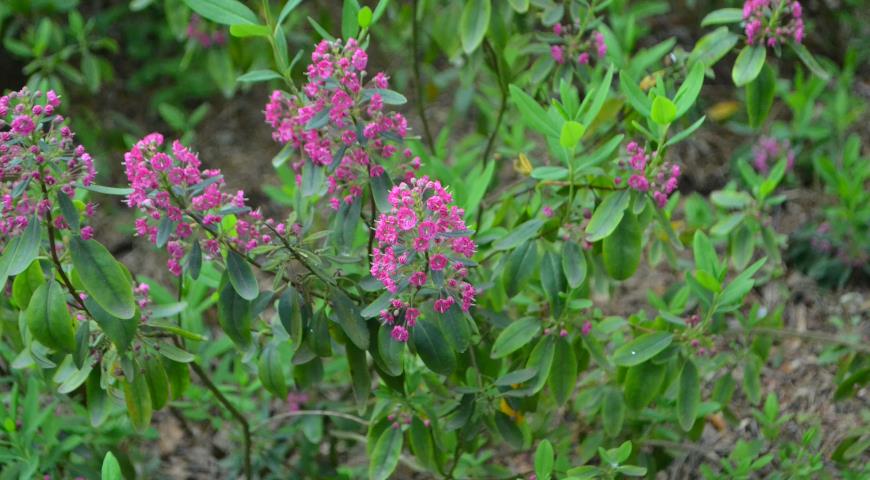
<box><xmin>190</xmin><ymin>361</ymin><xmax>253</xmax><ymax>479</ymax></box>
<box><xmin>260</xmin><ymin>409</ymin><xmax>369</xmax><ymax>429</ymax></box>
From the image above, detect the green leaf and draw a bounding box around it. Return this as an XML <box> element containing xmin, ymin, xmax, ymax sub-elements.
<box><xmin>341</xmin><ymin>0</ymin><xmax>360</xmax><ymax>39</ymax></box>
<box><xmin>711</xmin><ymin>190</ymin><xmax>753</xmax><ymax>209</ymax></box>
<box><xmin>549</xmin><ymin>336</ymin><xmax>577</xmax><ymax>406</ymax></box>
<box><xmin>534</xmin><ymin>439</ymin><xmax>555</xmax><ymax>480</ymax></box>
<box><xmin>701</xmin><ymin>8</ymin><xmax>743</xmax><ymax>26</ymax></box>
<box><xmin>277</xmin><ymin>0</ymin><xmax>303</xmax><ymax>26</ymax></box>
<box><xmin>561</xmin><ymin>241</ymin><xmax>587</xmax><ymax>289</ymax></box>
<box><xmin>12</xmin><ymin>260</ymin><xmax>44</xmax><ymax>309</ymax></box>
<box><xmin>745</xmin><ymin>63</ymin><xmax>776</xmax><ymax>128</ymax></box>
<box><xmin>526</xmin><ymin>336</ymin><xmax>556</xmax><ymax>393</ymax></box>
<box><xmin>259</xmin><ymin>343</ymin><xmax>288</xmax><ymax>398</ymax></box>
<box><xmin>307</xmin><ymin>16</ymin><xmax>336</xmax><ymax>41</ymax></box>
<box><xmin>530</xmin><ymin>166</ymin><xmax>568</xmax><ymax>180</ymax></box>
<box><xmin>70</xmin><ymin>236</ymin><xmax>136</xmax><ymax>319</ymax></box>
<box><xmin>225</xmin><ymin>250</ymin><xmax>258</xmax><ymax>300</ymax></box>
<box><xmin>331</xmin><ymin>289</ymin><xmax>369</xmax><ymax>350</ymax></box>
<box><xmin>459</xmin><ymin>0</ymin><xmax>491</xmax><ymax>54</ymax></box>
<box><xmin>693</xmin><ymin>230</ymin><xmax>720</xmax><ymax>277</ymax></box>
<box><xmin>229</xmin><ymin>23</ymin><xmax>270</xmax><ymax>37</ymax></box>
<box><xmin>743</xmin><ymin>354</ymin><xmax>762</xmax><ymax>405</ymax></box>
<box><xmin>123</xmin><ymin>368</ymin><xmax>153</xmax><ymax>431</ymax></box>
<box><xmin>540</xmin><ymin>251</ymin><xmax>564</xmax><ymax>317</ymax></box>
<box><xmin>732</xmin><ymin>45</ymin><xmax>767</xmax><ymax>87</ymax></box>
<box><xmin>665</xmin><ymin>115</ymin><xmax>706</xmax><ymax>147</ymax></box>
<box><xmin>369</xmin><ymin>424</ymin><xmax>403</xmax><ymax>480</ymax></box>
<box><xmin>238</xmin><ymin>69</ymin><xmax>283</xmax><ymax>83</ymax></box>
<box><xmin>674</xmin><ymin>61</ymin><xmax>705</xmax><ymax>118</ymax></box>
<box><xmin>347</xmin><ymin>342</ymin><xmax>371</xmax><ymax>407</ymax></box>
<box><xmin>217</xmin><ymin>280</ymin><xmax>253</xmax><ymax>348</ymax></box>
<box><xmin>585</xmin><ymin>190</ymin><xmax>631</xmax><ymax>242</ymax></box>
<box><xmin>278</xmin><ymin>287</ymin><xmax>304</xmax><ymax>345</ymax></box>
<box><xmin>56</xmin><ymin>191</ymin><xmax>80</xmax><ymax>232</ymax></box>
<box><xmin>509</xmin><ymin>85</ymin><xmax>560</xmax><ymax>138</ymax></box>
<box><xmin>101</xmin><ymin>451</ymin><xmax>122</xmax><ymax>480</ymax></box>
<box><xmin>79</xmin><ymin>184</ymin><xmax>134</xmax><ymax>196</ymax></box>
<box><xmin>144</xmin><ymin>356</ymin><xmax>170</xmax><ymax>411</ymax></box>
<box><xmin>789</xmin><ymin>42</ymin><xmax>830</xmax><ymax>82</ymax></box>
<box><xmin>183</xmin><ymin>0</ymin><xmax>259</xmax><ymax>25</ymax></box>
<box><xmin>0</xmin><ymin>214</ymin><xmax>41</xmax><ymax>290</ymax></box>
<box><xmin>493</xmin><ymin>219</ymin><xmax>544</xmax><ymax>251</ymax></box>
<box><xmin>677</xmin><ymin>359</ymin><xmax>700</xmax><ymax>430</ymax></box>
<box><xmin>491</xmin><ymin>317</ymin><xmax>540</xmax><ymax>358</ymax></box>
<box><xmin>163</xmin><ymin>357</ymin><xmax>190</xmax><ymax>400</ymax></box>
<box><xmin>357</xmin><ymin>6</ymin><xmax>373</xmax><ymax>28</ymax></box>
<box><xmin>495</xmin><ymin>368</ymin><xmax>537</xmax><ymax>386</ymax></box>
<box><xmin>651</xmin><ymin>96</ymin><xmax>677</xmax><ymax>125</ymax></box>
<box><xmin>560</xmin><ymin>121</ymin><xmax>586</xmax><ymax>149</ymax></box>
<box><xmin>504</xmin><ymin>240</ymin><xmax>538</xmax><ymax>297</ymax></box>
<box><xmin>580</xmin><ymin>65</ymin><xmax>614</xmax><ymax>127</ymax></box>
<box><xmin>602</xmin><ymin>387</ymin><xmax>625</xmax><ymax>437</ymax></box>
<box><xmin>26</xmin><ymin>280</ymin><xmax>75</xmax><ymax>353</ymax></box>
<box><xmin>494</xmin><ymin>411</ymin><xmax>524</xmax><ymax>449</ymax></box>
<box><xmin>508</xmin><ymin>0</ymin><xmax>529</xmax><ymax>13</ymax></box>
<box><xmin>413</xmin><ymin>317</ymin><xmax>455</xmax><ymax>375</ymax></box>
<box><xmin>87</xmin><ymin>369</ymin><xmax>109</xmax><ymax>426</ymax></box>
<box><xmin>154</xmin><ymin>342</ymin><xmax>196</xmax><ymax>363</ymax></box>
<box><xmin>363</xmin><ymin>88</ymin><xmax>407</xmax><ymax>105</ymax></box>
<box><xmin>619</xmin><ymin>70</ymin><xmax>650</xmax><ymax>117</ymax></box>
<box><xmin>441</xmin><ymin>303</ymin><xmax>471</xmax><ymax>353</ymax></box>
<box><xmin>612</xmin><ymin>332</ymin><xmax>673</xmax><ymax>366</ymax></box>
<box><xmin>409</xmin><ymin>417</ymin><xmax>436</xmax><ymax>470</ymax></box>
<box><xmin>377</xmin><ymin>324</ymin><xmax>404</xmax><ymax>376</ymax></box>
<box><xmin>690</xmin><ymin>27</ymin><xmax>739</xmax><ymax>68</ymax></box>
<box><xmin>623</xmin><ymin>360</ymin><xmax>666</xmax><ymax>410</ymax></box>
<box><xmin>85</xmin><ymin>297</ymin><xmax>137</xmax><ymax>352</ymax></box>
<box><xmin>603</xmin><ymin>211</ymin><xmax>642</xmax><ymax>281</ymax></box>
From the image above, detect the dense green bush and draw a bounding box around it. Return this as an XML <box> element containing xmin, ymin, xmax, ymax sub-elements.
<box><xmin>0</xmin><ymin>0</ymin><xmax>868</xmax><ymax>478</ymax></box>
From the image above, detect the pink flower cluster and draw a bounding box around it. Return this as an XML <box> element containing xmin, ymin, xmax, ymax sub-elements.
<box><xmin>0</xmin><ymin>87</ymin><xmax>97</xmax><ymax>240</ymax></box>
<box><xmin>743</xmin><ymin>0</ymin><xmax>804</xmax><ymax>46</ymax></box>
<box><xmin>752</xmin><ymin>136</ymin><xmax>795</xmax><ymax>174</ymax></box>
<box><xmin>264</xmin><ymin>39</ymin><xmax>419</xmax><ymax>210</ymax></box>
<box><xmin>370</xmin><ymin>177</ymin><xmax>477</xmax><ymax>342</ymax></box>
<box><xmin>549</xmin><ymin>24</ymin><xmax>607</xmax><ymax>66</ymax></box>
<box><xmin>186</xmin><ymin>14</ymin><xmax>227</xmax><ymax>48</ymax></box>
<box><xmin>124</xmin><ymin>134</ymin><xmax>283</xmax><ymax>275</ymax></box>
<box><xmin>622</xmin><ymin>141</ymin><xmax>681</xmax><ymax>208</ymax></box>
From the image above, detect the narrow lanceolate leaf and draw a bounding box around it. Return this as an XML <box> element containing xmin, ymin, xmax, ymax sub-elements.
<box><xmin>0</xmin><ymin>214</ymin><xmax>41</xmax><ymax>290</ymax></box>
<box><xmin>534</xmin><ymin>439</ymin><xmax>555</xmax><ymax>480</ymax></box>
<box><xmin>491</xmin><ymin>317</ymin><xmax>540</xmax><ymax>359</ymax></box>
<box><xmin>459</xmin><ymin>0</ymin><xmax>491</xmax><ymax>54</ymax></box>
<box><xmin>26</xmin><ymin>281</ymin><xmax>75</xmax><ymax>353</ymax></box>
<box><xmin>412</xmin><ymin>317</ymin><xmax>456</xmax><ymax>375</ymax></box>
<box><xmin>69</xmin><ymin>236</ymin><xmax>136</xmax><ymax>319</ymax></box>
<box><xmin>526</xmin><ymin>336</ymin><xmax>556</xmax><ymax>393</ymax></box>
<box><xmin>369</xmin><ymin>424</ymin><xmax>403</xmax><ymax>480</ymax></box>
<box><xmin>259</xmin><ymin>344</ymin><xmax>288</xmax><ymax>398</ymax></box>
<box><xmin>331</xmin><ymin>289</ymin><xmax>369</xmax><ymax>350</ymax></box>
<box><xmin>346</xmin><ymin>342</ymin><xmax>371</xmax><ymax>408</ymax></box>
<box><xmin>493</xmin><ymin>219</ymin><xmax>544</xmax><ymax>251</ymax></box>
<box><xmin>549</xmin><ymin>336</ymin><xmax>578</xmax><ymax>406</ymax></box>
<box><xmin>623</xmin><ymin>360</ymin><xmax>666</xmax><ymax>410</ymax></box>
<box><xmin>677</xmin><ymin>359</ymin><xmax>700</xmax><ymax>431</ymax></box>
<box><xmin>217</xmin><ymin>280</ymin><xmax>253</xmax><ymax>348</ymax></box>
<box><xmin>225</xmin><ymin>250</ymin><xmax>259</xmax><ymax>300</ymax></box>
<box><xmin>182</xmin><ymin>0</ymin><xmax>259</xmax><ymax>26</ymax></box>
<box><xmin>123</xmin><ymin>369</ymin><xmax>153</xmax><ymax>431</ymax></box>
<box><xmin>441</xmin><ymin>303</ymin><xmax>471</xmax><ymax>353</ymax></box>
<box><xmin>504</xmin><ymin>239</ymin><xmax>538</xmax><ymax>297</ymax></box>
<box><xmin>144</xmin><ymin>356</ymin><xmax>170</xmax><ymax>411</ymax></box>
<box><xmin>377</xmin><ymin>324</ymin><xmax>404</xmax><ymax>376</ymax></box>
<box><xmin>602</xmin><ymin>387</ymin><xmax>625</xmax><ymax>437</ymax></box>
<box><xmin>278</xmin><ymin>287</ymin><xmax>304</xmax><ymax>345</ymax></box>
<box><xmin>87</xmin><ymin>369</ymin><xmax>109</xmax><ymax>427</ymax></box>
<box><xmin>612</xmin><ymin>332</ymin><xmax>673</xmax><ymax>366</ymax></box>
<box><xmin>85</xmin><ymin>296</ymin><xmax>137</xmax><ymax>352</ymax></box>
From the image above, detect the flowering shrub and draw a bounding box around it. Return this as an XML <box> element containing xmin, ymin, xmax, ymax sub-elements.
<box><xmin>0</xmin><ymin>1</ymin><xmax>867</xmax><ymax>480</ymax></box>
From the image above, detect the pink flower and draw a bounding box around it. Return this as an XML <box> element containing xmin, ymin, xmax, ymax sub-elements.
<box><xmin>391</xmin><ymin>325</ymin><xmax>409</xmax><ymax>342</ymax></box>
<box><xmin>397</xmin><ymin>207</ymin><xmax>417</xmax><ymax>230</ymax></box>
<box><xmin>542</xmin><ymin>205</ymin><xmax>554</xmax><ymax>217</ymax></box>
<box><xmin>409</xmin><ymin>271</ymin><xmax>427</xmax><ymax>286</ymax></box>
<box><xmin>80</xmin><ymin>226</ymin><xmax>94</xmax><ymax>240</ymax></box>
<box><xmin>581</xmin><ymin>321</ymin><xmax>593</xmax><ymax>336</ymax></box>
<box><xmin>628</xmin><ymin>174</ymin><xmax>649</xmax><ymax>192</ymax></box>
<box><xmin>550</xmin><ymin>45</ymin><xmax>565</xmax><ymax>64</ymax></box>
<box><xmin>429</xmin><ymin>254</ymin><xmax>448</xmax><ymax>271</ymax></box>
<box><xmin>11</xmin><ymin>115</ymin><xmax>35</xmax><ymax>135</ymax></box>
